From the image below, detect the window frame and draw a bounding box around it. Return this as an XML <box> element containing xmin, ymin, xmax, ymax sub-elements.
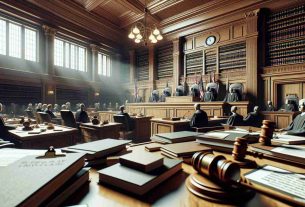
<box><xmin>97</xmin><ymin>52</ymin><xmax>112</xmax><ymax>77</ymax></box>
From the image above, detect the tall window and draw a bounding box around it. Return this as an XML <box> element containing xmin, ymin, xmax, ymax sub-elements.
<box><xmin>0</xmin><ymin>17</ymin><xmax>38</xmax><ymax>61</ymax></box>
<box><xmin>54</xmin><ymin>37</ymin><xmax>87</xmax><ymax>72</ymax></box>
<box><xmin>98</xmin><ymin>53</ymin><xmax>111</xmax><ymax>76</ymax></box>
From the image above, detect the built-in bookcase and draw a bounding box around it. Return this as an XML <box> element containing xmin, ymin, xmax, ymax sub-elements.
<box><xmin>135</xmin><ymin>49</ymin><xmax>149</xmax><ymax>81</ymax></box>
<box><xmin>156</xmin><ymin>43</ymin><xmax>173</xmax><ymax>79</ymax></box>
<box><xmin>204</xmin><ymin>49</ymin><xmax>217</xmax><ymax>73</ymax></box>
<box><xmin>185</xmin><ymin>50</ymin><xmax>203</xmax><ymax>76</ymax></box>
<box><xmin>219</xmin><ymin>41</ymin><xmax>246</xmax><ymax>71</ymax></box>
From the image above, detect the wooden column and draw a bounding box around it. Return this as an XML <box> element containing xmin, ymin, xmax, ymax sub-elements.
<box><xmin>42</xmin><ymin>25</ymin><xmax>57</xmax><ymax>76</ymax></box>
<box><xmin>245</xmin><ymin>9</ymin><xmax>260</xmax><ymax>104</ymax></box>
<box><xmin>148</xmin><ymin>45</ymin><xmax>156</xmax><ymax>92</ymax></box>
<box><xmin>90</xmin><ymin>44</ymin><xmax>99</xmax><ymax>82</ymax></box>
<box><xmin>173</xmin><ymin>38</ymin><xmax>182</xmax><ymax>93</ymax></box>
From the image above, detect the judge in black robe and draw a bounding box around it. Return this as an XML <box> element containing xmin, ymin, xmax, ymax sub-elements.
<box><xmin>226</xmin><ymin>106</ymin><xmax>244</xmax><ymax>126</ymax></box>
<box><xmin>75</xmin><ymin>104</ymin><xmax>90</xmax><ymax>123</ymax></box>
<box><xmin>203</xmin><ymin>88</ymin><xmax>216</xmax><ymax>102</ymax></box>
<box><xmin>223</xmin><ymin>88</ymin><xmax>240</xmax><ymax>102</ymax></box>
<box><xmin>149</xmin><ymin>91</ymin><xmax>159</xmax><ymax>102</ymax></box>
<box><xmin>282</xmin><ymin>100</ymin><xmax>297</xmax><ymax>112</ymax></box>
<box><xmin>282</xmin><ymin>102</ymin><xmax>305</xmax><ymax>136</ymax></box>
<box><xmin>190</xmin><ymin>103</ymin><xmax>208</xmax><ymax>128</ymax></box>
<box><xmin>243</xmin><ymin>106</ymin><xmax>262</xmax><ymax>127</ymax></box>
<box><xmin>266</xmin><ymin>101</ymin><xmax>275</xmax><ymax>111</ymax></box>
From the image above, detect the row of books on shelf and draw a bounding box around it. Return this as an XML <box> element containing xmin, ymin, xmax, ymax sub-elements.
<box><xmin>269</xmin><ymin>38</ymin><xmax>305</xmax><ymax>51</ymax></box>
<box><xmin>269</xmin><ymin>55</ymin><xmax>305</xmax><ymax>65</ymax></box>
<box><xmin>268</xmin><ymin>15</ymin><xmax>305</xmax><ymax>31</ymax></box>
<box><xmin>205</xmin><ymin>61</ymin><xmax>216</xmax><ymax>66</ymax></box>
<box><xmin>269</xmin><ymin>47</ymin><xmax>305</xmax><ymax>58</ymax></box>
<box><xmin>219</xmin><ymin>51</ymin><xmax>246</xmax><ymax>60</ymax></box>
<box><xmin>186</xmin><ymin>59</ymin><xmax>203</xmax><ymax>66</ymax></box>
<box><xmin>219</xmin><ymin>42</ymin><xmax>245</xmax><ymax>53</ymax></box>
<box><xmin>269</xmin><ymin>25</ymin><xmax>305</xmax><ymax>42</ymax></box>
<box><xmin>268</xmin><ymin>4</ymin><xmax>305</xmax><ymax>23</ymax></box>
<box><xmin>219</xmin><ymin>59</ymin><xmax>246</xmax><ymax>67</ymax></box>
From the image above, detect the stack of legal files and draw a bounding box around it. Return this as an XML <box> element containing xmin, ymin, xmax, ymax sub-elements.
<box><xmin>196</xmin><ymin>129</ymin><xmax>260</xmax><ymax>152</ymax></box>
<box><xmin>98</xmin><ymin>151</ymin><xmax>182</xmax><ymax>195</ymax></box>
<box><xmin>62</xmin><ymin>138</ymin><xmax>131</xmax><ymax>166</ymax></box>
<box><xmin>150</xmin><ymin>131</ymin><xmax>199</xmax><ymax>143</ymax></box>
<box><xmin>0</xmin><ymin>148</ymin><xmax>89</xmax><ymax>207</ymax></box>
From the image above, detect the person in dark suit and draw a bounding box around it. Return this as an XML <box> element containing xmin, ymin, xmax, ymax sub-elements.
<box><xmin>282</xmin><ymin>99</ymin><xmax>297</xmax><ymax>112</ymax></box>
<box><xmin>266</xmin><ymin>101</ymin><xmax>275</xmax><ymax>111</ymax></box>
<box><xmin>226</xmin><ymin>106</ymin><xmax>244</xmax><ymax>126</ymax></box>
<box><xmin>223</xmin><ymin>88</ymin><xmax>241</xmax><ymax>102</ymax></box>
<box><xmin>75</xmin><ymin>104</ymin><xmax>90</xmax><ymax>123</ymax></box>
<box><xmin>45</xmin><ymin>104</ymin><xmax>56</xmax><ymax>119</ymax></box>
<box><xmin>203</xmin><ymin>87</ymin><xmax>216</xmax><ymax>102</ymax></box>
<box><xmin>243</xmin><ymin>106</ymin><xmax>262</xmax><ymax>127</ymax></box>
<box><xmin>280</xmin><ymin>101</ymin><xmax>305</xmax><ymax>136</ymax></box>
<box><xmin>189</xmin><ymin>103</ymin><xmax>208</xmax><ymax>128</ymax></box>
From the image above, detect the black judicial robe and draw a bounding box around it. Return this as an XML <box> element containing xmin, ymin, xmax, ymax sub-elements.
<box><xmin>243</xmin><ymin>112</ymin><xmax>262</xmax><ymax>128</ymax></box>
<box><xmin>226</xmin><ymin>113</ymin><xmax>244</xmax><ymax>126</ymax></box>
<box><xmin>75</xmin><ymin>110</ymin><xmax>90</xmax><ymax>123</ymax></box>
<box><xmin>223</xmin><ymin>92</ymin><xmax>240</xmax><ymax>102</ymax></box>
<box><xmin>284</xmin><ymin>104</ymin><xmax>297</xmax><ymax>112</ymax></box>
<box><xmin>190</xmin><ymin>109</ymin><xmax>208</xmax><ymax>128</ymax></box>
<box><xmin>203</xmin><ymin>91</ymin><xmax>215</xmax><ymax>102</ymax></box>
<box><xmin>266</xmin><ymin>105</ymin><xmax>275</xmax><ymax>111</ymax></box>
<box><xmin>286</xmin><ymin>113</ymin><xmax>305</xmax><ymax>136</ymax></box>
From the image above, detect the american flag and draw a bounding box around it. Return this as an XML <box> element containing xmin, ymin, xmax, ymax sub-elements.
<box><xmin>198</xmin><ymin>74</ymin><xmax>204</xmax><ymax>99</ymax></box>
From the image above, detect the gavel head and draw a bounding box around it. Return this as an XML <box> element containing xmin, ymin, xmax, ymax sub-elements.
<box><xmin>191</xmin><ymin>152</ymin><xmax>241</xmax><ymax>183</ymax></box>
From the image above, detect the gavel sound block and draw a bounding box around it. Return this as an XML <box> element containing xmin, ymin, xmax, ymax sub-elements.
<box><xmin>185</xmin><ymin>152</ymin><xmax>255</xmax><ymax>204</ymax></box>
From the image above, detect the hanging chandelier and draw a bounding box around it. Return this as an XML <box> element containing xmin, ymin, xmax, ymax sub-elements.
<box><xmin>128</xmin><ymin>1</ymin><xmax>163</xmax><ymax>45</ymax></box>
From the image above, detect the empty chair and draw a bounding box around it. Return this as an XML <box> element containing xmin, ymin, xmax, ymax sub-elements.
<box><xmin>113</xmin><ymin>114</ymin><xmax>134</xmax><ymax>140</ymax></box>
<box><xmin>37</xmin><ymin>112</ymin><xmax>52</xmax><ymax>123</ymax></box>
<box><xmin>60</xmin><ymin>110</ymin><xmax>77</xmax><ymax>128</ymax></box>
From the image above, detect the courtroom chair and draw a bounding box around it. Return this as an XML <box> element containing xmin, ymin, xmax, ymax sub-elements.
<box><xmin>37</xmin><ymin>112</ymin><xmax>52</xmax><ymax>123</ymax></box>
<box><xmin>60</xmin><ymin>110</ymin><xmax>77</xmax><ymax>128</ymax></box>
<box><xmin>25</xmin><ymin>110</ymin><xmax>35</xmax><ymax>119</ymax></box>
<box><xmin>113</xmin><ymin>115</ymin><xmax>135</xmax><ymax>140</ymax></box>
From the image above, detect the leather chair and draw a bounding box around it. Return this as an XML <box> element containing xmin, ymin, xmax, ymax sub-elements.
<box><xmin>37</xmin><ymin>112</ymin><xmax>52</xmax><ymax>123</ymax></box>
<box><xmin>113</xmin><ymin>114</ymin><xmax>135</xmax><ymax>140</ymax></box>
<box><xmin>60</xmin><ymin>110</ymin><xmax>77</xmax><ymax>128</ymax></box>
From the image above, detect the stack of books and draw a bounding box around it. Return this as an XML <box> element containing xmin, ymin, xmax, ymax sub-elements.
<box><xmin>62</xmin><ymin>139</ymin><xmax>131</xmax><ymax>166</ymax></box>
<box><xmin>196</xmin><ymin>130</ymin><xmax>259</xmax><ymax>152</ymax></box>
<box><xmin>0</xmin><ymin>148</ymin><xmax>89</xmax><ymax>206</ymax></box>
<box><xmin>160</xmin><ymin>141</ymin><xmax>212</xmax><ymax>163</ymax></box>
<box><xmin>98</xmin><ymin>151</ymin><xmax>182</xmax><ymax>195</ymax></box>
<box><xmin>150</xmin><ymin>131</ymin><xmax>199</xmax><ymax>143</ymax></box>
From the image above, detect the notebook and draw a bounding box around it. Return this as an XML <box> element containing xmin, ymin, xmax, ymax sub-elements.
<box><xmin>151</xmin><ymin>131</ymin><xmax>198</xmax><ymax>143</ymax></box>
<box><xmin>272</xmin><ymin>134</ymin><xmax>305</xmax><ymax>145</ymax></box>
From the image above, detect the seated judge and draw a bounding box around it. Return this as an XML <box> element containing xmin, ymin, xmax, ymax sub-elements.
<box><xmin>190</xmin><ymin>85</ymin><xmax>200</xmax><ymax>98</ymax></box>
<box><xmin>280</xmin><ymin>100</ymin><xmax>305</xmax><ymax>136</ymax></box>
<box><xmin>45</xmin><ymin>104</ymin><xmax>56</xmax><ymax>119</ymax></box>
<box><xmin>226</xmin><ymin>106</ymin><xmax>244</xmax><ymax>126</ymax></box>
<box><xmin>203</xmin><ymin>87</ymin><xmax>216</xmax><ymax>102</ymax></box>
<box><xmin>266</xmin><ymin>100</ymin><xmax>275</xmax><ymax>111</ymax></box>
<box><xmin>149</xmin><ymin>90</ymin><xmax>159</xmax><ymax>102</ymax></box>
<box><xmin>223</xmin><ymin>88</ymin><xmax>241</xmax><ymax>102</ymax></box>
<box><xmin>189</xmin><ymin>103</ymin><xmax>208</xmax><ymax>128</ymax></box>
<box><xmin>243</xmin><ymin>106</ymin><xmax>262</xmax><ymax>127</ymax></box>
<box><xmin>75</xmin><ymin>104</ymin><xmax>90</xmax><ymax>123</ymax></box>
<box><xmin>282</xmin><ymin>99</ymin><xmax>297</xmax><ymax>112</ymax></box>
<box><xmin>175</xmin><ymin>85</ymin><xmax>184</xmax><ymax>96</ymax></box>
<box><xmin>160</xmin><ymin>87</ymin><xmax>171</xmax><ymax>102</ymax></box>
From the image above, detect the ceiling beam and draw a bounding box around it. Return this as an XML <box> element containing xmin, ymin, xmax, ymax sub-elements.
<box><xmin>83</xmin><ymin>0</ymin><xmax>111</xmax><ymax>11</ymax></box>
<box><xmin>147</xmin><ymin>0</ymin><xmax>184</xmax><ymax>14</ymax></box>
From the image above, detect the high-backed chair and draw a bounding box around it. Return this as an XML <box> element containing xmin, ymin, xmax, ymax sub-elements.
<box><xmin>37</xmin><ymin>112</ymin><xmax>52</xmax><ymax>123</ymax></box>
<box><xmin>60</xmin><ymin>110</ymin><xmax>77</xmax><ymax>128</ymax></box>
<box><xmin>113</xmin><ymin>115</ymin><xmax>134</xmax><ymax>140</ymax></box>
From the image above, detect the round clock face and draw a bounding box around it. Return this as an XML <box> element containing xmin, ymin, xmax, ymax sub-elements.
<box><xmin>205</xmin><ymin>36</ymin><xmax>216</xmax><ymax>46</ymax></box>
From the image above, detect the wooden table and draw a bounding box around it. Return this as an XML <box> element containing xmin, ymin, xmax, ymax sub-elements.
<box><xmin>8</xmin><ymin>125</ymin><xmax>78</xmax><ymax>149</ymax></box>
<box><xmin>150</xmin><ymin>118</ymin><xmax>190</xmax><ymax>135</ymax></box>
<box><xmin>64</xmin><ymin>142</ymin><xmax>303</xmax><ymax>207</ymax></box>
<box><xmin>131</xmin><ymin>116</ymin><xmax>153</xmax><ymax>143</ymax></box>
<box><xmin>80</xmin><ymin>122</ymin><xmax>122</xmax><ymax>142</ymax></box>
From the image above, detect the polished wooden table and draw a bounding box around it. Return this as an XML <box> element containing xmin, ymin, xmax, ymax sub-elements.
<box><xmin>80</xmin><ymin>122</ymin><xmax>122</xmax><ymax>142</ymax></box>
<box><xmin>65</xmin><ymin>142</ymin><xmax>303</xmax><ymax>207</ymax></box>
<box><xmin>131</xmin><ymin>116</ymin><xmax>153</xmax><ymax>143</ymax></box>
<box><xmin>8</xmin><ymin>125</ymin><xmax>78</xmax><ymax>149</ymax></box>
<box><xmin>150</xmin><ymin>118</ymin><xmax>190</xmax><ymax>135</ymax></box>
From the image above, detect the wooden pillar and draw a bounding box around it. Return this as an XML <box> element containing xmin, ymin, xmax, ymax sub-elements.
<box><xmin>173</xmin><ymin>38</ymin><xmax>182</xmax><ymax>93</ymax></box>
<box><xmin>148</xmin><ymin>45</ymin><xmax>156</xmax><ymax>92</ymax></box>
<box><xmin>42</xmin><ymin>25</ymin><xmax>57</xmax><ymax>76</ymax></box>
<box><xmin>90</xmin><ymin>44</ymin><xmax>99</xmax><ymax>82</ymax></box>
<box><xmin>245</xmin><ymin>9</ymin><xmax>260</xmax><ymax>104</ymax></box>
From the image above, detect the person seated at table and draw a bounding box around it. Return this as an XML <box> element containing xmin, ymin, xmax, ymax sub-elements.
<box><xmin>117</xmin><ymin>105</ymin><xmax>130</xmax><ymax>117</ymax></box>
<box><xmin>75</xmin><ymin>104</ymin><xmax>90</xmax><ymax>123</ymax></box>
<box><xmin>203</xmin><ymin>87</ymin><xmax>216</xmax><ymax>102</ymax></box>
<box><xmin>266</xmin><ymin>100</ymin><xmax>275</xmax><ymax>111</ymax></box>
<box><xmin>42</xmin><ymin>104</ymin><xmax>48</xmax><ymax>112</ymax></box>
<box><xmin>281</xmin><ymin>99</ymin><xmax>297</xmax><ymax>112</ymax></box>
<box><xmin>225</xmin><ymin>106</ymin><xmax>244</xmax><ymax>126</ymax></box>
<box><xmin>149</xmin><ymin>90</ymin><xmax>159</xmax><ymax>102</ymax></box>
<box><xmin>189</xmin><ymin>103</ymin><xmax>208</xmax><ymax>128</ymax></box>
<box><xmin>243</xmin><ymin>106</ymin><xmax>262</xmax><ymax>127</ymax></box>
<box><xmin>53</xmin><ymin>104</ymin><xmax>60</xmax><ymax>113</ymax></box>
<box><xmin>61</xmin><ymin>104</ymin><xmax>67</xmax><ymax>110</ymax></box>
<box><xmin>223</xmin><ymin>88</ymin><xmax>241</xmax><ymax>102</ymax></box>
<box><xmin>66</xmin><ymin>102</ymin><xmax>71</xmax><ymax>111</ymax></box>
<box><xmin>0</xmin><ymin>103</ymin><xmax>14</xmax><ymax>139</ymax></box>
<box><xmin>45</xmin><ymin>104</ymin><xmax>56</xmax><ymax>119</ymax></box>
<box><xmin>36</xmin><ymin>103</ymin><xmax>43</xmax><ymax>112</ymax></box>
<box><xmin>280</xmin><ymin>101</ymin><xmax>305</xmax><ymax>136</ymax></box>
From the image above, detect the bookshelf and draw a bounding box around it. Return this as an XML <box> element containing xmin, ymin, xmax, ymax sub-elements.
<box><xmin>135</xmin><ymin>49</ymin><xmax>149</xmax><ymax>81</ymax></box>
<box><xmin>219</xmin><ymin>41</ymin><xmax>246</xmax><ymax>71</ymax></box>
<box><xmin>185</xmin><ymin>50</ymin><xmax>203</xmax><ymax>76</ymax></box>
<box><xmin>204</xmin><ymin>49</ymin><xmax>217</xmax><ymax>74</ymax></box>
<box><xmin>267</xmin><ymin>4</ymin><xmax>305</xmax><ymax>66</ymax></box>
<box><xmin>156</xmin><ymin>43</ymin><xmax>173</xmax><ymax>79</ymax></box>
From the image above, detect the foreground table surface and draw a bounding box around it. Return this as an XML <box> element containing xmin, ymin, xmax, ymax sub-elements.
<box><xmin>65</xmin><ymin>142</ymin><xmax>302</xmax><ymax>207</ymax></box>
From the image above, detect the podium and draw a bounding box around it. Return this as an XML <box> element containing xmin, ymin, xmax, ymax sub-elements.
<box><xmin>165</xmin><ymin>96</ymin><xmax>200</xmax><ymax>103</ymax></box>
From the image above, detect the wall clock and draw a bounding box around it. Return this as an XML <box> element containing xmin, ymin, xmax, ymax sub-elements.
<box><xmin>205</xmin><ymin>35</ymin><xmax>216</xmax><ymax>46</ymax></box>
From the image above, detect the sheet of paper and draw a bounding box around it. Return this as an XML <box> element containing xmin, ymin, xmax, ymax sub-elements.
<box><xmin>0</xmin><ymin>149</ymin><xmax>62</xmax><ymax>167</ymax></box>
<box><xmin>205</xmin><ymin>132</ymin><xmax>229</xmax><ymax>139</ymax></box>
<box><xmin>245</xmin><ymin>165</ymin><xmax>305</xmax><ymax>200</ymax></box>
<box><xmin>271</xmin><ymin>146</ymin><xmax>305</xmax><ymax>158</ymax></box>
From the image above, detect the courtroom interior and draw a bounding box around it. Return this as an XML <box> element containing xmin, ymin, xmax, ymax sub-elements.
<box><xmin>1</xmin><ymin>0</ymin><xmax>305</xmax><ymax>206</ymax></box>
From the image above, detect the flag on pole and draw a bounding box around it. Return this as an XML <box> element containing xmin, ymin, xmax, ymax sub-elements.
<box><xmin>134</xmin><ymin>79</ymin><xmax>138</xmax><ymax>98</ymax></box>
<box><xmin>211</xmin><ymin>72</ymin><xmax>215</xmax><ymax>83</ymax></box>
<box><xmin>198</xmin><ymin>73</ymin><xmax>204</xmax><ymax>99</ymax></box>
